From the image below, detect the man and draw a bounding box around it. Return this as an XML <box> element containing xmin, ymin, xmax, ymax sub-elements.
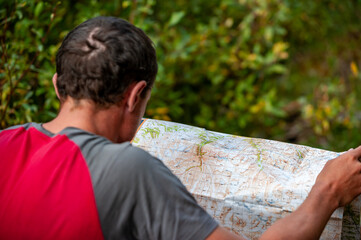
<box><xmin>0</xmin><ymin>16</ymin><xmax>361</xmax><ymax>240</ymax></box>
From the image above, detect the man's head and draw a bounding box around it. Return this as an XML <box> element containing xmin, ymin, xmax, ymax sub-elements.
<box><xmin>55</xmin><ymin>16</ymin><xmax>158</xmax><ymax>107</ymax></box>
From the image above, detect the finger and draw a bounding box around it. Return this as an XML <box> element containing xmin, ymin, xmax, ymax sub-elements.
<box><xmin>357</xmin><ymin>161</ymin><xmax>361</xmax><ymax>173</ymax></box>
<box><xmin>345</xmin><ymin>175</ymin><xmax>361</xmax><ymax>196</ymax></box>
<box><xmin>351</xmin><ymin>145</ymin><xmax>361</xmax><ymax>157</ymax></box>
<box><xmin>355</xmin><ymin>175</ymin><xmax>361</xmax><ymax>193</ymax></box>
<box><xmin>347</xmin><ymin>145</ymin><xmax>361</xmax><ymax>160</ymax></box>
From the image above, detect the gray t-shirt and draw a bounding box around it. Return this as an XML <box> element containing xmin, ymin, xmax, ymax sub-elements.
<box><xmin>33</xmin><ymin>123</ymin><xmax>219</xmax><ymax>239</ymax></box>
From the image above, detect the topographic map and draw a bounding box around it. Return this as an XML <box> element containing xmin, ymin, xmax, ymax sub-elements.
<box><xmin>132</xmin><ymin>119</ymin><xmax>360</xmax><ymax>239</ymax></box>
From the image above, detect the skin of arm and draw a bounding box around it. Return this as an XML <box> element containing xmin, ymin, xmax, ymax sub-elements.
<box><xmin>207</xmin><ymin>146</ymin><xmax>361</xmax><ymax>240</ymax></box>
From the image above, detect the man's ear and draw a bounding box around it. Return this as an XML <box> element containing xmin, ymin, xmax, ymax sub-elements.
<box><xmin>52</xmin><ymin>73</ymin><xmax>61</xmax><ymax>100</ymax></box>
<box><xmin>127</xmin><ymin>81</ymin><xmax>147</xmax><ymax>112</ymax></box>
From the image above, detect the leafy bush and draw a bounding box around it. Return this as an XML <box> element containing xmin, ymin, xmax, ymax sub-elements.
<box><xmin>1</xmin><ymin>0</ymin><xmax>361</xmax><ymax>151</ymax></box>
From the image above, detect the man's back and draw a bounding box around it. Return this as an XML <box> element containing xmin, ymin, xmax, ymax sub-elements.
<box><xmin>0</xmin><ymin>123</ymin><xmax>217</xmax><ymax>239</ymax></box>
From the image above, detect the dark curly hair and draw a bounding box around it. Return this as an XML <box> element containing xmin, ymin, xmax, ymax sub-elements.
<box><xmin>55</xmin><ymin>16</ymin><xmax>158</xmax><ymax>106</ymax></box>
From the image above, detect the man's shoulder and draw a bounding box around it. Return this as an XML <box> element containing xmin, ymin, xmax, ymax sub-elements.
<box><xmin>66</xmin><ymin>129</ymin><xmax>154</xmax><ymax>163</ymax></box>
<box><xmin>99</xmin><ymin>141</ymin><xmax>164</xmax><ymax>177</ymax></box>
<box><xmin>63</xmin><ymin>128</ymin><xmax>162</xmax><ymax>177</ymax></box>
<box><xmin>94</xmin><ymin>140</ymin><xmax>159</xmax><ymax>172</ymax></box>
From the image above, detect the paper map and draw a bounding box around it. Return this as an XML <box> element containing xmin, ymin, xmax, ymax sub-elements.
<box><xmin>133</xmin><ymin>119</ymin><xmax>360</xmax><ymax>239</ymax></box>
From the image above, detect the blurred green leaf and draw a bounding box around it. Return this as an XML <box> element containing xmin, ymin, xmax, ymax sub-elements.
<box><xmin>168</xmin><ymin>11</ymin><xmax>185</xmax><ymax>27</ymax></box>
<box><xmin>34</xmin><ymin>2</ymin><xmax>43</xmax><ymax>18</ymax></box>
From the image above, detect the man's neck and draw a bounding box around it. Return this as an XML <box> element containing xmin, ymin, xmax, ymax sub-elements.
<box><xmin>43</xmin><ymin>99</ymin><xmax>124</xmax><ymax>143</ymax></box>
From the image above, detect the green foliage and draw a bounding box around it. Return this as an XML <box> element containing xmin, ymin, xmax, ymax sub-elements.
<box><xmin>150</xmin><ymin>0</ymin><xmax>290</xmax><ymax>139</ymax></box>
<box><xmin>1</xmin><ymin>0</ymin><xmax>361</xmax><ymax>151</ymax></box>
<box><xmin>1</xmin><ymin>0</ymin><xmax>60</xmax><ymax>127</ymax></box>
<box><xmin>281</xmin><ymin>0</ymin><xmax>361</xmax><ymax>150</ymax></box>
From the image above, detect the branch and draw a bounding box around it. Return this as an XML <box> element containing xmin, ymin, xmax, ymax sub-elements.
<box><xmin>130</xmin><ymin>0</ymin><xmax>137</xmax><ymax>24</ymax></box>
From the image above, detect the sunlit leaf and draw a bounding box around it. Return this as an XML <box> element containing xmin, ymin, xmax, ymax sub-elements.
<box><xmin>168</xmin><ymin>11</ymin><xmax>185</xmax><ymax>27</ymax></box>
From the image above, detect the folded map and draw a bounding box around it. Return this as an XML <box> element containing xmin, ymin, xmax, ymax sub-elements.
<box><xmin>133</xmin><ymin>119</ymin><xmax>360</xmax><ymax>239</ymax></box>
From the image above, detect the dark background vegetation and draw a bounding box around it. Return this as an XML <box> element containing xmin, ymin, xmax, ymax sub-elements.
<box><xmin>1</xmin><ymin>0</ymin><xmax>361</xmax><ymax>151</ymax></box>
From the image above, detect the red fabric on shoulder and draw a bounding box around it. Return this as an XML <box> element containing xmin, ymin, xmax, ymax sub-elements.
<box><xmin>0</xmin><ymin>126</ymin><xmax>104</xmax><ymax>239</ymax></box>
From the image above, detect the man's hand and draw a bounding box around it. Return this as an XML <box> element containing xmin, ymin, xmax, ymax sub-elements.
<box><xmin>313</xmin><ymin>146</ymin><xmax>361</xmax><ymax>208</ymax></box>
